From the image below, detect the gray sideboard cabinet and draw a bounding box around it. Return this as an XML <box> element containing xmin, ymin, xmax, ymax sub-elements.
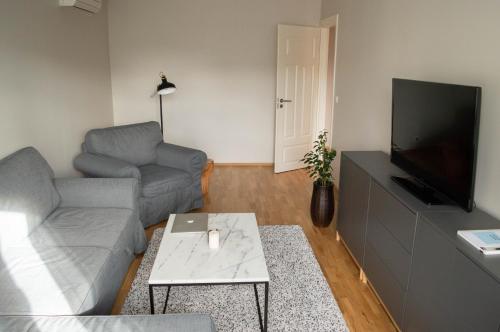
<box><xmin>337</xmin><ymin>151</ymin><xmax>500</xmax><ymax>332</ymax></box>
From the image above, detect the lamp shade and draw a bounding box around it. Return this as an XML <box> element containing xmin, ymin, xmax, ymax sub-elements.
<box><xmin>157</xmin><ymin>72</ymin><xmax>176</xmax><ymax>95</ymax></box>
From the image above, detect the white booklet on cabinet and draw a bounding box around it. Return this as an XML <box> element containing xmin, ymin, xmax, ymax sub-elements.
<box><xmin>457</xmin><ymin>229</ymin><xmax>500</xmax><ymax>255</ymax></box>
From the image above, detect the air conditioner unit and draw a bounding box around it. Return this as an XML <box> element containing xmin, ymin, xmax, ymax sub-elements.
<box><xmin>59</xmin><ymin>0</ymin><xmax>102</xmax><ymax>13</ymax></box>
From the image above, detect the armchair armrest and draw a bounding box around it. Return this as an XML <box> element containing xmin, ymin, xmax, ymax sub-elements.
<box><xmin>74</xmin><ymin>153</ymin><xmax>141</xmax><ymax>179</ymax></box>
<box><xmin>54</xmin><ymin>178</ymin><xmax>139</xmax><ymax>210</ymax></box>
<box><xmin>156</xmin><ymin>143</ymin><xmax>207</xmax><ymax>176</ymax></box>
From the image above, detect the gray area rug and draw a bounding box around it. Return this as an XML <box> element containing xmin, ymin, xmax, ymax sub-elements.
<box><xmin>121</xmin><ymin>225</ymin><xmax>348</xmax><ymax>332</ymax></box>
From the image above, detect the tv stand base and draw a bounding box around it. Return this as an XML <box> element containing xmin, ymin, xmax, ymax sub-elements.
<box><xmin>391</xmin><ymin>176</ymin><xmax>444</xmax><ymax>206</ymax></box>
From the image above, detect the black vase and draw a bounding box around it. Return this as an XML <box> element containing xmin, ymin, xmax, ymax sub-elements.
<box><xmin>310</xmin><ymin>181</ymin><xmax>335</xmax><ymax>227</ymax></box>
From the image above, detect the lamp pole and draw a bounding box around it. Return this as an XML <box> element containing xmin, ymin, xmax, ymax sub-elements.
<box><xmin>156</xmin><ymin>72</ymin><xmax>176</xmax><ymax>138</ymax></box>
<box><xmin>159</xmin><ymin>94</ymin><xmax>164</xmax><ymax>136</ymax></box>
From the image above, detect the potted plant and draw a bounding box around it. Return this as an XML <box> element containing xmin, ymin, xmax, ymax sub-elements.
<box><xmin>302</xmin><ymin>130</ymin><xmax>337</xmax><ymax>227</ymax></box>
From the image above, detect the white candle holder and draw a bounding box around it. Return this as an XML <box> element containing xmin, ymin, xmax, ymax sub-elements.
<box><xmin>208</xmin><ymin>229</ymin><xmax>220</xmax><ymax>249</ymax></box>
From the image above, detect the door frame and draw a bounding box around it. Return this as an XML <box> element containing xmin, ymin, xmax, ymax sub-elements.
<box><xmin>318</xmin><ymin>15</ymin><xmax>339</xmax><ymax>147</ymax></box>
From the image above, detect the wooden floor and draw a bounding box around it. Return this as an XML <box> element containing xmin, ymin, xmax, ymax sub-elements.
<box><xmin>112</xmin><ymin>166</ymin><xmax>397</xmax><ymax>332</ymax></box>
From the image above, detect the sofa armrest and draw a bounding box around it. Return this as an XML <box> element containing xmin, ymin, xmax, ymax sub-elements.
<box><xmin>156</xmin><ymin>143</ymin><xmax>207</xmax><ymax>176</ymax></box>
<box><xmin>54</xmin><ymin>178</ymin><xmax>139</xmax><ymax>210</ymax></box>
<box><xmin>74</xmin><ymin>153</ymin><xmax>141</xmax><ymax>179</ymax></box>
<box><xmin>0</xmin><ymin>314</ymin><xmax>216</xmax><ymax>332</ymax></box>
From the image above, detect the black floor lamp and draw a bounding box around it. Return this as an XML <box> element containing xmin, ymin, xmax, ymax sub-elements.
<box><xmin>156</xmin><ymin>72</ymin><xmax>176</xmax><ymax>136</ymax></box>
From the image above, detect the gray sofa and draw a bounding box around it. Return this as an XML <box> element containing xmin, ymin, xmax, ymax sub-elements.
<box><xmin>74</xmin><ymin>121</ymin><xmax>207</xmax><ymax>228</ymax></box>
<box><xmin>0</xmin><ymin>147</ymin><xmax>146</xmax><ymax>316</ymax></box>
<box><xmin>0</xmin><ymin>147</ymin><xmax>215</xmax><ymax>331</ymax></box>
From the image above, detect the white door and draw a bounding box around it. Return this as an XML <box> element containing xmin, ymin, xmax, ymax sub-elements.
<box><xmin>274</xmin><ymin>25</ymin><xmax>321</xmax><ymax>173</ymax></box>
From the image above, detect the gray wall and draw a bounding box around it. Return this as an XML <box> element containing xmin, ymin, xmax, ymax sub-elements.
<box><xmin>108</xmin><ymin>0</ymin><xmax>322</xmax><ymax>163</ymax></box>
<box><xmin>321</xmin><ymin>0</ymin><xmax>500</xmax><ymax>218</ymax></box>
<box><xmin>0</xmin><ymin>0</ymin><xmax>114</xmax><ymax>175</ymax></box>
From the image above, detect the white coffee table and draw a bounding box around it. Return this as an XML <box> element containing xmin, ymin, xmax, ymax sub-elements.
<box><xmin>148</xmin><ymin>213</ymin><xmax>270</xmax><ymax>331</ymax></box>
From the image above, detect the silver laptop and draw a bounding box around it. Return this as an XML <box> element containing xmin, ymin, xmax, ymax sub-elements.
<box><xmin>171</xmin><ymin>213</ymin><xmax>208</xmax><ymax>233</ymax></box>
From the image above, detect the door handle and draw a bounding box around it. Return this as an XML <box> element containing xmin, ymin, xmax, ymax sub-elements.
<box><xmin>278</xmin><ymin>98</ymin><xmax>292</xmax><ymax>108</ymax></box>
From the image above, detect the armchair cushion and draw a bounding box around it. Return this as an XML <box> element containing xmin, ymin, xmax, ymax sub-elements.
<box><xmin>156</xmin><ymin>143</ymin><xmax>207</xmax><ymax>176</ymax></box>
<box><xmin>139</xmin><ymin>165</ymin><xmax>192</xmax><ymax>197</ymax></box>
<box><xmin>84</xmin><ymin>122</ymin><xmax>163</xmax><ymax>166</ymax></box>
<box><xmin>0</xmin><ymin>147</ymin><xmax>60</xmax><ymax>243</ymax></box>
<box><xmin>74</xmin><ymin>153</ymin><xmax>141</xmax><ymax>179</ymax></box>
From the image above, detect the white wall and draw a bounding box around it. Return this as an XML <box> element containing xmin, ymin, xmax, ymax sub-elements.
<box><xmin>321</xmin><ymin>0</ymin><xmax>500</xmax><ymax>217</ymax></box>
<box><xmin>0</xmin><ymin>0</ymin><xmax>114</xmax><ymax>176</ymax></box>
<box><xmin>108</xmin><ymin>0</ymin><xmax>322</xmax><ymax>163</ymax></box>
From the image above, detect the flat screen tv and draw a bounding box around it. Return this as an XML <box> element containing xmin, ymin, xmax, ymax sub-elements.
<box><xmin>391</xmin><ymin>78</ymin><xmax>481</xmax><ymax>212</ymax></box>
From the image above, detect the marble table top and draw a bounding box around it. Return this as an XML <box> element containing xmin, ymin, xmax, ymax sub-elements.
<box><xmin>148</xmin><ymin>213</ymin><xmax>270</xmax><ymax>285</ymax></box>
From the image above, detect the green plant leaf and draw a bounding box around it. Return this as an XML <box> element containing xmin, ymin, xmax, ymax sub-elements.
<box><xmin>301</xmin><ymin>130</ymin><xmax>336</xmax><ymax>183</ymax></box>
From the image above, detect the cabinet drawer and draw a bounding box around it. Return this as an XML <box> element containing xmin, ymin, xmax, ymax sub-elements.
<box><xmin>365</xmin><ymin>242</ymin><xmax>405</xmax><ymax>327</ymax></box>
<box><xmin>369</xmin><ymin>181</ymin><xmax>417</xmax><ymax>252</ymax></box>
<box><xmin>366</xmin><ymin>216</ymin><xmax>412</xmax><ymax>289</ymax></box>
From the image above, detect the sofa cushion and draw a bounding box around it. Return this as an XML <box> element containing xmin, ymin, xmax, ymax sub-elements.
<box><xmin>0</xmin><ymin>147</ymin><xmax>60</xmax><ymax>243</ymax></box>
<box><xmin>139</xmin><ymin>165</ymin><xmax>192</xmax><ymax>197</ymax></box>
<box><xmin>0</xmin><ymin>245</ymin><xmax>111</xmax><ymax>315</ymax></box>
<box><xmin>84</xmin><ymin>122</ymin><xmax>163</xmax><ymax>166</ymax></box>
<box><xmin>0</xmin><ymin>314</ymin><xmax>217</xmax><ymax>332</ymax></box>
<box><xmin>25</xmin><ymin>207</ymin><xmax>135</xmax><ymax>250</ymax></box>
<box><xmin>1</xmin><ymin>206</ymin><xmax>145</xmax><ymax>316</ymax></box>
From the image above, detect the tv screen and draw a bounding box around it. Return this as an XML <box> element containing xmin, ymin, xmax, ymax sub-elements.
<box><xmin>391</xmin><ymin>78</ymin><xmax>481</xmax><ymax>212</ymax></box>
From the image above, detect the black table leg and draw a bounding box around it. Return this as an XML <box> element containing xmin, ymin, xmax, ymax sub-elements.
<box><xmin>149</xmin><ymin>284</ymin><xmax>154</xmax><ymax>314</ymax></box>
<box><xmin>264</xmin><ymin>282</ymin><xmax>269</xmax><ymax>332</ymax></box>
<box><xmin>152</xmin><ymin>282</ymin><xmax>269</xmax><ymax>331</ymax></box>
<box><xmin>254</xmin><ymin>284</ymin><xmax>263</xmax><ymax>331</ymax></box>
<box><xmin>162</xmin><ymin>286</ymin><xmax>171</xmax><ymax>314</ymax></box>
<box><xmin>254</xmin><ymin>282</ymin><xmax>270</xmax><ymax>332</ymax></box>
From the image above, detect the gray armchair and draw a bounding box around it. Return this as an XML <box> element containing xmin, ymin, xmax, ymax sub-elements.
<box><xmin>74</xmin><ymin>122</ymin><xmax>207</xmax><ymax>228</ymax></box>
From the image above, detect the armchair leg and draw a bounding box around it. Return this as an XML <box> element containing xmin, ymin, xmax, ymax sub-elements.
<box><xmin>202</xmin><ymin>159</ymin><xmax>214</xmax><ymax>196</ymax></box>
